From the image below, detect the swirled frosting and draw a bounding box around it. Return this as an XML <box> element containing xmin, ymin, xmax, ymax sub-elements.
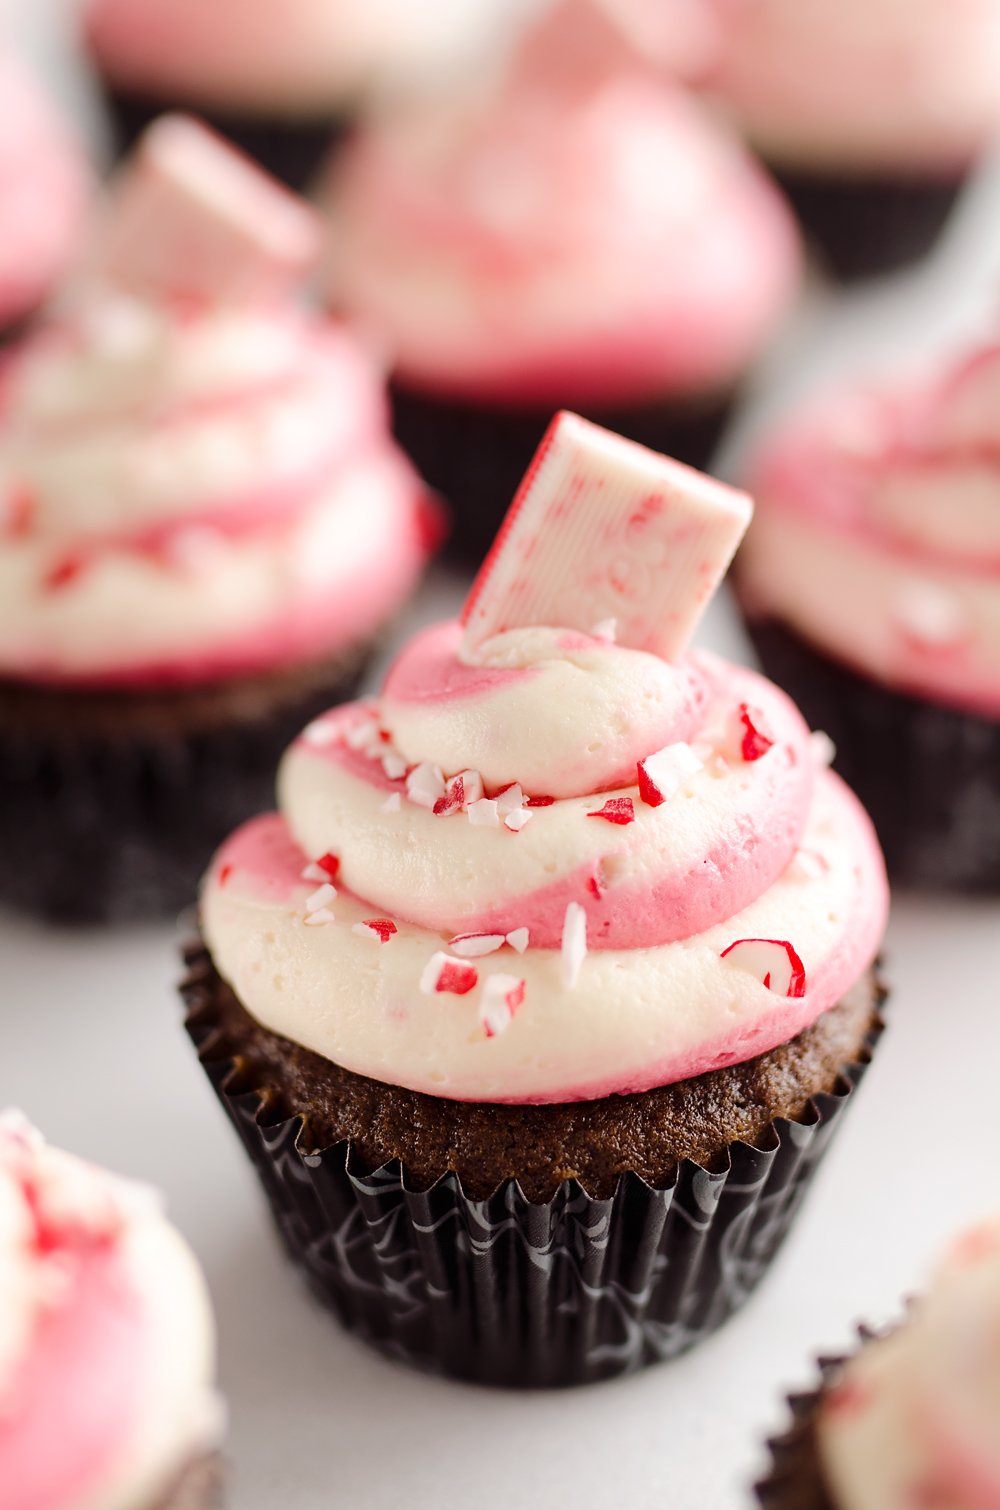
<box><xmin>0</xmin><ymin>293</ymin><xmax>432</xmax><ymax>685</ymax></box>
<box><xmin>739</xmin><ymin>342</ymin><xmax>1000</xmax><ymax>716</ymax></box>
<box><xmin>202</xmin><ymin>614</ymin><xmax>886</xmax><ymax>1104</ymax></box>
<box><xmin>703</xmin><ymin>0</ymin><xmax>1000</xmax><ymax>172</ymax></box>
<box><xmin>0</xmin><ymin>51</ymin><xmax>89</xmax><ymax>333</ymax></box>
<box><xmin>0</xmin><ymin>1114</ymin><xmax>221</xmax><ymax>1510</ymax></box>
<box><xmin>324</xmin><ymin>64</ymin><xmax>801</xmax><ymax>405</ymax></box>
<box><xmin>818</xmin><ymin>1215</ymin><xmax>1000</xmax><ymax>1510</ymax></box>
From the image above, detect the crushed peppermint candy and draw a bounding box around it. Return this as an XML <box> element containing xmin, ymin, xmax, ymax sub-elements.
<box><xmin>506</xmin><ymin>927</ymin><xmax>529</xmax><ymax>953</ymax></box>
<box><xmin>479</xmin><ymin>974</ymin><xmax>526</xmax><ymax>1038</ymax></box>
<box><xmin>304</xmin><ymin>882</ymin><xmax>337</xmax><ymax>915</ymax></box>
<box><xmin>810</xmin><ymin>731</ymin><xmax>836</xmax><ymax>768</ymax></box>
<box><xmin>504</xmin><ymin>807</ymin><xmax>533</xmax><ymax>832</ymax></box>
<box><xmin>419</xmin><ymin>953</ymin><xmax>478</xmax><ymax>995</ymax></box>
<box><xmin>301</xmin><ymin>853</ymin><xmax>339</xmax><ymax>884</ymax></box>
<box><xmin>433</xmin><ymin>775</ymin><xmax>466</xmax><ymax>816</ymax></box>
<box><xmin>381</xmin><ymin>752</ymin><xmax>408</xmax><ymax>781</ymax></box>
<box><xmin>590</xmin><ymin>617</ymin><xmax>618</xmax><ymax>642</ymax></box>
<box><xmin>381</xmin><ymin>792</ymin><xmax>402</xmax><ymax>813</ymax></box>
<box><xmin>302</xmin><ymin>716</ymin><xmax>340</xmax><ymax>748</ymax></box>
<box><xmin>352</xmin><ymin>919</ymin><xmax>397</xmax><ymax>943</ymax></box>
<box><xmin>720</xmin><ymin>938</ymin><xmax>806</xmax><ymax>998</ymax></box>
<box><xmin>637</xmin><ymin>741</ymin><xmax>703</xmax><ymax>807</ymax></box>
<box><xmin>526</xmin><ymin>794</ymin><xmax>555</xmax><ymax>807</ymax></box>
<box><xmin>217</xmin><ymin>863</ymin><xmax>234</xmax><ymax>886</ymax></box>
<box><xmin>737</xmin><ymin>703</ymin><xmax>775</xmax><ymax>762</ymax></box>
<box><xmin>343</xmin><ymin>711</ymin><xmax>382</xmax><ymax>751</ymax></box>
<box><xmin>406</xmin><ymin>762</ymin><xmax>446</xmax><ymax>809</ymax></box>
<box><xmin>303</xmin><ymin>908</ymin><xmax>335</xmax><ymax>927</ymax></box>
<box><xmin>449</xmin><ymin>932</ymin><xmax>506</xmax><ymax>958</ymax></box>
<box><xmin>467</xmin><ymin>797</ymin><xmax>500</xmax><ymax>827</ymax></box>
<box><xmin>494</xmin><ymin>783</ymin><xmax>525</xmax><ymax>816</ymax></box>
<box><xmin>561</xmin><ymin>902</ymin><xmax>588</xmax><ymax>988</ymax></box>
<box><xmin>893</xmin><ymin>580</ymin><xmax>969</xmax><ymax>649</ymax></box>
<box><xmin>587</xmin><ymin>797</ymin><xmax>635</xmax><ymax>825</ymax></box>
<box><xmin>457</xmin><ymin>769</ymin><xmax>484</xmax><ymax>805</ymax></box>
<box><xmin>789</xmin><ymin>848</ymin><xmax>830</xmax><ymax>881</ymax></box>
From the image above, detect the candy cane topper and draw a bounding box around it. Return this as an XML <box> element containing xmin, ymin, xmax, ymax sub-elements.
<box><xmin>460</xmin><ymin>411</ymin><xmax>753</xmax><ymax>662</ymax></box>
<box><xmin>93</xmin><ymin>114</ymin><xmax>322</xmax><ymax>305</ymax></box>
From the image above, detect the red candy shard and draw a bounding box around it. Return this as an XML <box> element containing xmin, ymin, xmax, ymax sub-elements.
<box><xmin>43</xmin><ymin>555</ymin><xmax>85</xmax><ymax>591</ymax></box>
<box><xmin>217</xmin><ymin>863</ymin><xmax>233</xmax><ymax>886</ymax></box>
<box><xmin>361</xmin><ymin>919</ymin><xmax>397</xmax><ymax>944</ymax></box>
<box><xmin>737</xmin><ymin>704</ymin><xmax>776</xmax><ymax>762</ymax></box>
<box><xmin>460</xmin><ymin>411</ymin><xmax>752</xmax><ymax>662</ymax></box>
<box><xmin>525</xmin><ymin>795</ymin><xmax>555</xmax><ymax>807</ymax></box>
<box><xmin>316</xmin><ymin>853</ymin><xmax>339</xmax><ymax>881</ymax></box>
<box><xmin>587</xmin><ymin>797</ymin><xmax>635</xmax><ymax>825</ymax></box>
<box><xmin>586</xmin><ymin>869</ymin><xmax>605</xmax><ymax>900</ymax></box>
<box><xmin>636</xmin><ymin>761</ymin><xmax>665</xmax><ymax>808</ymax></box>
<box><xmin>479</xmin><ymin>974</ymin><xmax>526</xmax><ymax>1038</ymax></box>
<box><xmin>420</xmin><ymin>953</ymin><xmax>479</xmax><ymax>996</ymax></box>
<box><xmin>433</xmin><ymin>776</ymin><xmax>465</xmax><ymax>816</ymax></box>
<box><xmin>720</xmin><ymin>938</ymin><xmax>807</xmax><ymax>999</ymax></box>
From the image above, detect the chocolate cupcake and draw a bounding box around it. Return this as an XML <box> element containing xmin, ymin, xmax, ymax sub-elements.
<box><xmin>737</xmin><ymin>338</ymin><xmax>1000</xmax><ymax>889</ymax></box>
<box><xmin>184</xmin><ymin>412</ymin><xmax>888</xmax><ymax>1388</ymax></box>
<box><xmin>0</xmin><ymin>47</ymin><xmax>90</xmax><ymax>341</ymax></box>
<box><xmin>758</xmin><ymin>1215</ymin><xmax>1000</xmax><ymax>1508</ymax></box>
<box><xmin>0</xmin><ymin>117</ymin><xmax>434</xmax><ymax>923</ymax></box>
<box><xmin>81</xmin><ymin>0</ymin><xmax>519</xmax><ymax>190</ymax></box>
<box><xmin>0</xmin><ymin>1112</ymin><xmax>224</xmax><ymax>1508</ymax></box>
<box><xmin>702</xmin><ymin>0</ymin><xmax>1000</xmax><ymax>281</ymax></box>
<box><xmin>322</xmin><ymin>0</ymin><xmax>802</xmax><ymax>564</ymax></box>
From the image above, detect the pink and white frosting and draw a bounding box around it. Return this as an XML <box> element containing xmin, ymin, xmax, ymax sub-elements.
<box><xmin>84</xmin><ymin>0</ymin><xmax>522</xmax><ymax>115</ymax></box>
<box><xmin>0</xmin><ymin>294</ymin><xmax>432</xmax><ymax>686</ymax></box>
<box><xmin>701</xmin><ymin>0</ymin><xmax>1000</xmax><ymax>173</ymax></box>
<box><xmin>324</xmin><ymin>63</ymin><xmax>801</xmax><ymax>406</ymax></box>
<box><xmin>740</xmin><ymin>343</ymin><xmax>1000</xmax><ymax>717</ymax></box>
<box><xmin>0</xmin><ymin>50</ymin><xmax>90</xmax><ymax>333</ymax></box>
<box><xmin>0</xmin><ymin>1114</ymin><xmax>221</xmax><ymax>1510</ymax></box>
<box><xmin>818</xmin><ymin>1215</ymin><xmax>1000</xmax><ymax>1510</ymax></box>
<box><xmin>201</xmin><ymin>615</ymin><xmax>886</xmax><ymax>1104</ymax></box>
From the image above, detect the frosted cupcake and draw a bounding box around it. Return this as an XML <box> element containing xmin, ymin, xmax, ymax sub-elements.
<box><xmin>0</xmin><ymin>1112</ymin><xmax>223</xmax><ymax>1509</ymax></box>
<box><xmin>703</xmin><ymin>0</ymin><xmax>1000</xmax><ymax>280</ymax></box>
<box><xmin>738</xmin><ymin>338</ymin><xmax>1000</xmax><ymax>889</ymax></box>
<box><xmin>184</xmin><ymin>412</ymin><xmax>887</xmax><ymax>1388</ymax></box>
<box><xmin>0</xmin><ymin>117</ymin><xmax>434</xmax><ymax>923</ymax></box>
<box><xmin>323</xmin><ymin>0</ymin><xmax>802</xmax><ymax>562</ymax></box>
<box><xmin>758</xmin><ymin>1214</ymin><xmax>1000</xmax><ymax>1508</ymax></box>
<box><xmin>0</xmin><ymin>47</ymin><xmax>90</xmax><ymax>339</ymax></box>
<box><xmin>82</xmin><ymin>0</ymin><xmax>522</xmax><ymax>190</ymax></box>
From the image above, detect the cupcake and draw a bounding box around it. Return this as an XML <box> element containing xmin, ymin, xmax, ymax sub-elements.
<box><xmin>184</xmin><ymin>411</ymin><xmax>888</xmax><ymax>1389</ymax></box>
<box><xmin>0</xmin><ymin>47</ymin><xmax>90</xmax><ymax>340</ymax></box>
<box><xmin>758</xmin><ymin>1213</ymin><xmax>1000</xmax><ymax>1508</ymax></box>
<box><xmin>0</xmin><ymin>116</ymin><xmax>434</xmax><ymax>924</ymax></box>
<box><xmin>737</xmin><ymin>338</ymin><xmax>1000</xmax><ymax>890</ymax></box>
<box><xmin>82</xmin><ymin>0</ymin><xmax>522</xmax><ymax>190</ymax></box>
<box><xmin>323</xmin><ymin>0</ymin><xmax>802</xmax><ymax>563</ymax></box>
<box><xmin>702</xmin><ymin>0</ymin><xmax>1000</xmax><ymax>281</ymax></box>
<box><xmin>0</xmin><ymin>1111</ymin><xmax>223</xmax><ymax>1508</ymax></box>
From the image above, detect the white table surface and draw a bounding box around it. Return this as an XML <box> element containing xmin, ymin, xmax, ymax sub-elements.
<box><xmin>3</xmin><ymin>6</ymin><xmax>1000</xmax><ymax>1505</ymax></box>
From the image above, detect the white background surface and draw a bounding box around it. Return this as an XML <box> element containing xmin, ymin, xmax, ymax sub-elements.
<box><xmin>3</xmin><ymin>4</ymin><xmax>1000</xmax><ymax>1506</ymax></box>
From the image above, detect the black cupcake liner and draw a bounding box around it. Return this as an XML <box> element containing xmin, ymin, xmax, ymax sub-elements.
<box><xmin>746</xmin><ymin>616</ymin><xmax>1000</xmax><ymax>891</ymax></box>
<box><xmin>390</xmin><ymin>383</ymin><xmax>735</xmax><ymax>569</ymax></box>
<box><xmin>771</xmin><ymin>166</ymin><xmax>964</xmax><ymax>283</ymax></box>
<box><xmin>183</xmin><ymin>944</ymin><xmax>884</xmax><ymax>1389</ymax></box>
<box><xmin>0</xmin><ymin>651</ymin><xmax>369</xmax><ymax>926</ymax></box>
<box><xmin>100</xmin><ymin>85</ymin><xmax>348</xmax><ymax>192</ymax></box>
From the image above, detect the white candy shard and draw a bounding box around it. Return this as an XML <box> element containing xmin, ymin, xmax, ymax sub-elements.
<box><xmin>304</xmin><ymin>883</ymin><xmax>337</xmax><ymax>914</ymax></box>
<box><xmin>467</xmin><ymin>798</ymin><xmax>500</xmax><ymax>827</ymax></box>
<box><xmin>457</xmin><ymin>769</ymin><xmax>485</xmax><ymax>806</ymax></box>
<box><xmin>479</xmin><ymin>974</ymin><xmax>526</xmax><ymax>1038</ymax></box>
<box><xmin>591</xmin><ymin>617</ymin><xmax>618</xmax><ymax>642</ymax></box>
<box><xmin>95</xmin><ymin>115</ymin><xmax>321</xmax><ymax>304</ymax></box>
<box><xmin>301</xmin><ymin>861</ymin><xmax>332</xmax><ymax>884</ymax></box>
<box><xmin>504</xmin><ymin>807</ymin><xmax>533</xmax><ymax>832</ymax></box>
<box><xmin>494</xmin><ymin>784</ymin><xmax>525</xmax><ymax>816</ymax></box>
<box><xmin>506</xmin><ymin>927</ymin><xmax>530</xmax><ymax>954</ymax></box>
<box><xmin>380</xmin><ymin>792</ymin><xmax>402</xmax><ymax>813</ymax></box>
<box><xmin>789</xmin><ymin>848</ymin><xmax>830</xmax><ymax>881</ymax></box>
<box><xmin>302</xmin><ymin>717</ymin><xmax>339</xmax><ymax>748</ymax></box>
<box><xmin>893</xmin><ymin>580</ymin><xmax>969</xmax><ymax>649</ymax></box>
<box><xmin>405</xmin><ymin>761</ymin><xmax>445</xmax><ymax>809</ymax></box>
<box><xmin>449</xmin><ymin>933</ymin><xmax>506</xmax><ymax>958</ymax></box>
<box><xmin>381</xmin><ymin>753</ymin><xmax>408</xmax><ymax>781</ymax></box>
<box><xmin>809</xmin><ymin>731</ymin><xmax>836</xmax><ymax>768</ymax></box>
<box><xmin>461</xmin><ymin>412</ymin><xmax>752</xmax><ymax>662</ymax></box>
<box><xmin>720</xmin><ymin>938</ymin><xmax>806</xmax><ymax>998</ymax></box>
<box><xmin>637</xmin><ymin>741</ymin><xmax>703</xmax><ymax>807</ymax></box>
<box><xmin>561</xmin><ymin>901</ymin><xmax>588</xmax><ymax>988</ymax></box>
<box><xmin>343</xmin><ymin>711</ymin><xmax>381</xmax><ymax>752</ymax></box>
<box><xmin>303</xmin><ymin>908</ymin><xmax>335</xmax><ymax>927</ymax></box>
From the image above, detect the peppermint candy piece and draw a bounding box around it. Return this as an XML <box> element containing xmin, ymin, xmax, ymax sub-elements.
<box><xmin>720</xmin><ymin>939</ymin><xmax>806</xmax><ymax>998</ymax></box>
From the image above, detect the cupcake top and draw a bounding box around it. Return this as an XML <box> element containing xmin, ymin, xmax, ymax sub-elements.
<box><xmin>817</xmin><ymin>1215</ymin><xmax>1000</xmax><ymax>1509</ymax></box>
<box><xmin>202</xmin><ymin>413</ymin><xmax>886</xmax><ymax>1105</ymax></box>
<box><xmin>739</xmin><ymin>340</ymin><xmax>1000</xmax><ymax>717</ymax></box>
<box><xmin>324</xmin><ymin>0</ymin><xmax>801</xmax><ymax>408</ymax></box>
<box><xmin>0</xmin><ymin>48</ymin><xmax>90</xmax><ymax>333</ymax></box>
<box><xmin>702</xmin><ymin>0</ymin><xmax>1000</xmax><ymax>173</ymax></box>
<box><xmin>0</xmin><ymin>1113</ymin><xmax>221</xmax><ymax>1510</ymax></box>
<box><xmin>0</xmin><ymin>116</ymin><xmax>433</xmax><ymax>689</ymax></box>
<box><xmin>84</xmin><ymin>0</ymin><xmax>521</xmax><ymax>116</ymax></box>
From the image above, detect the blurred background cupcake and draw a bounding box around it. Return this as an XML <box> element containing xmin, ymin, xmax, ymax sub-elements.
<box><xmin>758</xmin><ymin>1212</ymin><xmax>1000</xmax><ymax>1508</ymax></box>
<box><xmin>701</xmin><ymin>0</ymin><xmax>1000</xmax><ymax>282</ymax></box>
<box><xmin>322</xmin><ymin>0</ymin><xmax>802</xmax><ymax>563</ymax></box>
<box><xmin>81</xmin><ymin>0</ymin><xmax>529</xmax><ymax>190</ymax></box>
<box><xmin>0</xmin><ymin>43</ymin><xmax>90</xmax><ymax>342</ymax></box>
<box><xmin>737</xmin><ymin>333</ymin><xmax>1000</xmax><ymax>890</ymax></box>
<box><xmin>0</xmin><ymin>116</ymin><xmax>435</xmax><ymax>924</ymax></box>
<box><xmin>0</xmin><ymin>1111</ymin><xmax>223</xmax><ymax>1509</ymax></box>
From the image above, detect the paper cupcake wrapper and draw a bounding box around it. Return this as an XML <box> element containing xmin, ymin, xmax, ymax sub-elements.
<box><xmin>185</xmin><ymin>951</ymin><xmax>885</xmax><ymax>1389</ymax></box>
<box><xmin>155</xmin><ymin>1453</ymin><xmax>224</xmax><ymax>1510</ymax></box>
<box><xmin>745</xmin><ymin>617</ymin><xmax>1000</xmax><ymax>891</ymax></box>
<box><xmin>771</xmin><ymin>167</ymin><xmax>964</xmax><ymax>283</ymax></box>
<box><xmin>0</xmin><ymin>651</ymin><xmax>369</xmax><ymax>925</ymax></box>
<box><xmin>390</xmin><ymin>383</ymin><xmax>734</xmax><ymax>567</ymax></box>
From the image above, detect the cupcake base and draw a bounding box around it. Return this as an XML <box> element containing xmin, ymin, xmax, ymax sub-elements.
<box><xmin>183</xmin><ymin>942</ymin><xmax>885</xmax><ymax>1388</ymax></box>
<box><xmin>745</xmin><ymin>617</ymin><xmax>1000</xmax><ymax>891</ymax></box>
<box><xmin>101</xmin><ymin>84</ymin><xmax>346</xmax><ymax>191</ymax></box>
<box><xmin>771</xmin><ymin>167</ymin><xmax>963</xmax><ymax>282</ymax></box>
<box><xmin>390</xmin><ymin>384</ymin><xmax>734</xmax><ymax>568</ymax></box>
<box><xmin>0</xmin><ymin>647</ymin><xmax>370</xmax><ymax>926</ymax></box>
